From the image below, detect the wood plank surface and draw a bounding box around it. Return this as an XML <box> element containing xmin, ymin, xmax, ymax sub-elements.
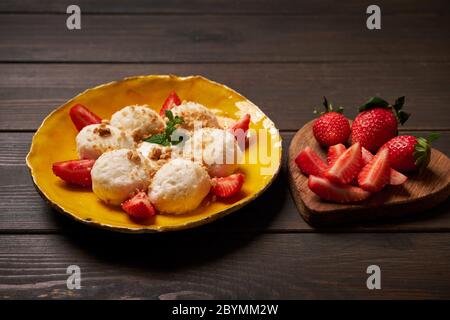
<box><xmin>0</xmin><ymin>233</ymin><xmax>448</xmax><ymax>299</ymax></box>
<box><xmin>1</xmin><ymin>62</ymin><xmax>449</xmax><ymax>131</ymax></box>
<box><xmin>0</xmin><ymin>131</ymin><xmax>447</xmax><ymax>233</ymax></box>
<box><xmin>1</xmin><ymin>0</ymin><xmax>448</xmax><ymax>15</ymax></box>
<box><xmin>0</xmin><ymin>14</ymin><xmax>449</xmax><ymax>63</ymax></box>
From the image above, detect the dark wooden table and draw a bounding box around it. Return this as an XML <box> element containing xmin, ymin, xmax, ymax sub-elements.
<box><xmin>0</xmin><ymin>1</ymin><xmax>449</xmax><ymax>299</ymax></box>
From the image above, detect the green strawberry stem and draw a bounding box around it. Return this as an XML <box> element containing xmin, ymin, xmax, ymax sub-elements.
<box><xmin>313</xmin><ymin>96</ymin><xmax>344</xmax><ymax>115</ymax></box>
<box><xmin>359</xmin><ymin>96</ymin><xmax>410</xmax><ymax>125</ymax></box>
<box><xmin>414</xmin><ymin>133</ymin><xmax>440</xmax><ymax>173</ymax></box>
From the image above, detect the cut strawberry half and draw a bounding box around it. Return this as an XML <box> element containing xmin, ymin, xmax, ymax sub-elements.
<box><xmin>325</xmin><ymin>142</ymin><xmax>362</xmax><ymax>184</ymax></box>
<box><xmin>327</xmin><ymin>144</ymin><xmax>346</xmax><ymax>165</ymax></box>
<box><xmin>308</xmin><ymin>175</ymin><xmax>370</xmax><ymax>203</ymax></box>
<box><xmin>160</xmin><ymin>91</ymin><xmax>181</xmax><ymax>116</ymax></box>
<box><xmin>230</xmin><ymin>114</ymin><xmax>251</xmax><ymax>141</ymax></box>
<box><xmin>358</xmin><ymin>148</ymin><xmax>390</xmax><ymax>192</ymax></box>
<box><xmin>121</xmin><ymin>192</ymin><xmax>156</xmax><ymax>219</ymax></box>
<box><xmin>52</xmin><ymin>159</ymin><xmax>95</xmax><ymax>187</ymax></box>
<box><xmin>361</xmin><ymin>147</ymin><xmax>374</xmax><ymax>165</ymax></box>
<box><xmin>389</xmin><ymin>169</ymin><xmax>408</xmax><ymax>185</ymax></box>
<box><xmin>69</xmin><ymin>104</ymin><xmax>102</xmax><ymax>131</ymax></box>
<box><xmin>295</xmin><ymin>147</ymin><xmax>327</xmax><ymax>177</ymax></box>
<box><xmin>211</xmin><ymin>173</ymin><xmax>245</xmax><ymax>198</ymax></box>
<box><xmin>362</xmin><ymin>147</ymin><xmax>407</xmax><ymax>186</ymax></box>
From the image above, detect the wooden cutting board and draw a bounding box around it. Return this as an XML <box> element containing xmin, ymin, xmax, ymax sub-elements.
<box><xmin>288</xmin><ymin>121</ymin><xmax>450</xmax><ymax>226</ymax></box>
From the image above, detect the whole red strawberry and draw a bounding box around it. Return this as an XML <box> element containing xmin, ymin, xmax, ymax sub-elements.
<box><xmin>312</xmin><ymin>97</ymin><xmax>350</xmax><ymax>147</ymax></box>
<box><xmin>351</xmin><ymin>96</ymin><xmax>410</xmax><ymax>152</ymax></box>
<box><xmin>382</xmin><ymin>134</ymin><xmax>439</xmax><ymax>172</ymax></box>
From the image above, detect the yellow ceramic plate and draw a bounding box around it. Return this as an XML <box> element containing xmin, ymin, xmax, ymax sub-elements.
<box><xmin>26</xmin><ymin>75</ymin><xmax>282</xmax><ymax>232</ymax></box>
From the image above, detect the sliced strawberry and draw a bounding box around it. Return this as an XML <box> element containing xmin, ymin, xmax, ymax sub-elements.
<box><xmin>121</xmin><ymin>192</ymin><xmax>156</xmax><ymax>219</ymax></box>
<box><xmin>211</xmin><ymin>173</ymin><xmax>245</xmax><ymax>198</ymax></box>
<box><xmin>52</xmin><ymin>159</ymin><xmax>95</xmax><ymax>187</ymax></box>
<box><xmin>361</xmin><ymin>147</ymin><xmax>374</xmax><ymax>165</ymax></box>
<box><xmin>295</xmin><ymin>147</ymin><xmax>327</xmax><ymax>177</ymax></box>
<box><xmin>389</xmin><ymin>169</ymin><xmax>408</xmax><ymax>185</ymax></box>
<box><xmin>327</xmin><ymin>144</ymin><xmax>346</xmax><ymax>165</ymax></box>
<box><xmin>358</xmin><ymin>148</ymin><xmax>390</xmax><ymax>192</ymax></box>
<box><xmin>160</xmin><ymin>91</ymin><xmax>181</xmax><ymax>116</ymax></box>
<box><xmin>308</xmin><ymin>175</ymin><xmax>370</xmax><ymax>203</ymax></box>
<box><xmin>325</xmin><ymin>142</ymin><xmax>362</xmax><ymax>184</ymax></box>
<box><xmin>69</xmin><ymin>104</ymin><xmax>102</xmax><ymax>131</ymax></box>
<box><xmin>230</xmin><ymin>113</ymin><xmax>251</xmax><ymax>140</ymax></box>
<box><xmin>362</xmin><ymin>147</ymin><xmax>407</xmax><ymax>186</ymax></box>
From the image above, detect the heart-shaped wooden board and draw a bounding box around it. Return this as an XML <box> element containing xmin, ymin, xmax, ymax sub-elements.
<box><xmin>288</xmin><ymin>120</ymin><xmax>450</xmax><ymax>226</ymax></box>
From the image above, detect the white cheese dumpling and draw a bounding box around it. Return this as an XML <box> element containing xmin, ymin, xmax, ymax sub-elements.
<box><xmin>91</xmin><ymin>149</ymin><xmax>156</xmax><ymax>206</ymax></box>
<box><xmin>148</xmin><ymin>159</ymin><xmax>211</xmax><ymax>214</ymax></box>
<box><xmin>76</xmin><ymin>123</ymin><xmax>134</xmax><ymax>160</ymax></box>
<box><xmin>110</xmin><ymin>105</ymin><xmax>165</xmax><ymax>141</ymax></box>
<box><xmin>171</xmin><ymin>102</ymin><xmax>221</xmax><ymax>131</ymax></box>
<box><xmin>183</xmin><ymin>128</ymin><xmax>241</xmax><ymax>177</ymax></box>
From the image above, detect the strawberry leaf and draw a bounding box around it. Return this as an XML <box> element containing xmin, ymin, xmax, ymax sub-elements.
<box><xmin>427</xmin><ymin>133</ymin><xmax>440</xmax><ymax>143</ymax></box>
<box><xmin>413</xmin><ymin>134</ymin><xmax>438</xmax><ymax>173</ymax></box>
<box><xmin>358</xmin><ymin>97</ymin><xmax>389</xmax><ymax>112</ymax></box>
<box><xmin>314</xmin><ymin>96</ymin><xmax>344</xmax><ymax>115</ymax></box>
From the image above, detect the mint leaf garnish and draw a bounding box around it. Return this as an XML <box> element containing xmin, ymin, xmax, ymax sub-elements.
<box><xmin>144</xmin><ymin>110</ymin><xmax>184</xmax><ymax>146</ymax></box>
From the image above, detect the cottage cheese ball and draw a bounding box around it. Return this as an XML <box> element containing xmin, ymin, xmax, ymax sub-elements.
<box><xmin>148</xmin><ymin>159</ymin><xmax>211</xmax><ymax>214</ymax></box>
<box><xmin>110</xmin><ymin>105</ymin><xmax>165</xmax><ymax>141</ymax></box>
<box><xmin>76</xmin><ymin>123</ymin><xmax>134</xmax><ymax>160</ymax></box>
<box><xmin>184</xmin><ymin>128</ymin><xmax>241</xmax><ymax>177</ymax></box>
<box><xmin>171</xmin><ymin>102</ymin><xmax>221</xmax><ymax>131</ymax></box>
<box><xmin>91</xmin><ymin>149</ymin><xmax>156</xmax><ymax>205</ymax></box>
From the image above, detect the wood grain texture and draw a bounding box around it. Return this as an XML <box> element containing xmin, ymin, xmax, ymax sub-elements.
<box><xmin>288</xmin><ymin>121</ymin><xmax>450</xmax><ymax>226</ymax></box>
<box><xmin>0</xmin><ymin>14</ymin><xmax>449</xmax><ymax>63</ymax></box>
<box><xmin>1</xmin><ymin>62</ymin><xmax>450</xmax><ymax>130</ymax></box>
<box><xmin>0</xmin><ymin>131</ymin><xmax>448</xmax><ymax>233</ymax></box>
<box><xmin>0</xmin><ymin>233</ymin><xmax>449</xmax><ymax>299</ymax></box>
<box><xmin>1</xmin><ymin>0</ymin><xmax>448</xmax><ymax>14</ymax></box>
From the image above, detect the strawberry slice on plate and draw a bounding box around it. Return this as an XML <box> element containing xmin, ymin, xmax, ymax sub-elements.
<box><xmin>308</xmin><ymin>175</ymin><xmax>370</xmax><ymax>203</ymax></box>
<box><xmin>160</xmin><ymin>91</ymin><xmax>181</xmax><ymax>116</ymax></box>
<box><xmin>389</xmin><ymin>169</ymin><xmax>408</xmax><ymax>185</ymax></box>
<box><xmin>327</xmin><ymin>143</ymin><xmax>346</xmax><ymax>165</ymax></box>
<box><xmin>295</xmin><ymin>146</ymin><xmax>328</xmax><ymax>177</ymax></box>
<box><xmin>52</xmin><ymin>159</ymin><xmax>95</xmax><ymax>187</ymax></box>
<box><xmin>362</xmin><ymin>147</ymin><xmax>407</xmax><ymax>186</ymax></box>
<box><xmin>230</xmin><ymin>113</ymin><xmax>251</xmax><ymax>141</ymax></box>
<box><xmin>211</xmin><ymin>173</ymin><xmax>245</xmax><ymax>198</ymax></box>
<box><xmin>121</xmin><ymin>192</ymin><xmax>156</xmax><ymax>219</ymax></box>
<box><xmin>358</xmin><ymin>148</ymin><xmax>390</xmax><ymax>192</ymax></box>
<box><xmin>69</xmin><ymin>104</ymin><xmax>102</xmax><ymax>131</ymax></box>
<box><xmin>325</xmin><ymin>142</ymin><xmax>362</xmax><ymax>184</ymax></box>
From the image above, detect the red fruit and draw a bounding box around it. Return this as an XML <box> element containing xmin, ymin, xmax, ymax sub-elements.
<box><xmin>121</xmin><ymin>192</ymin><xmax>156</xmax><ymax>219</ymax></box>
<box><xmin>308</xmin><ymin>175</ymin><xmax>371</xmax><ymax>203</ymax></box>
<box><xmin>160</xmin><ymin>91</ymin><xmax>181</xmax><ymax>116</ymax></box>
<box><xmin>361</xmin><ymin>147</ymin><xmax>407</xmax><ymax>186</ymax></box>
<box><xmin>295</xmin><ymin>147</ymin><xmax>327</xmax><ymax>177</ymax></box>
<box><xmin>211</xmin><ymin>173</ymin><xmax>245</xmax><ymax>198</ymax></box>
<box><xmin>351</xmin><ymin>96</ymin><xmax>410</xmax><ymax>152</ymax></box>
<box><xmin>389</xmin><ymin>169</ymin><xmax>408</xmax><ymax>185</ymax></box>
<box><xmin>69</xmin><ymin>104</ymin><xmax>102</xmax><ymax>131</ymax></box>
<box><xmin>230</xmin><ymin>114</ymin><xmax>251</xmax><ymax>140</ymax></box>
<box><xmin>325</xmin><ymin>142</ymin><xmax>362</xmax><ymax>184</ymax></box>
<box><xmin>358</xmin><ymin>148</ymin><xmax>390</xmax><ymax>192</ymax></box>
<box><xmin>382</xmin><ymin>134</ymin><xmax>439</xmax><ymax>172</ymax></box>
<box><xmin>361</xmin><ymin>147</ymin><xmax>374</xmax><ymax>165</ymax></box>
<box><xmin>327</xmin><ymin>144</ymin><xmax>346</xmax><ymax>165</ymax></box>
<box><xmin>52</xmin><ymin>159</ymin><xmax>95</xmax><ymax>187</ymax></box>
<box><xmin>312</xmin><ymin>97</ymin><xmax>350</xmax><ymax>147</ymax></box>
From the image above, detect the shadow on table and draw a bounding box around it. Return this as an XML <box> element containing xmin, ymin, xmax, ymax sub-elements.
<box><xmin>48</xmin><ymin>172</ymin><xmax>289</xmax><ymax>271</ymax></box>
